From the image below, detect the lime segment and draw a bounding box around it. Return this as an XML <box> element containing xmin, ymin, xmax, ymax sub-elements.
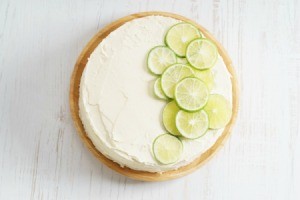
<box><xmin>165</xmin><ymin>23</ymin><xmax>201</xmax><ymax>57</ymax></box>
<box><xmin>176</xmin><ymin>110</ymin><xmax>209</xmax><ymax>139</ymax></box>
<box><xmin>163</xmin><ymin>101</ymin><xmax>181</xmax><ymax>136</ymax></box>
<box><xmin>204</xmin><ymin>94</ymin><xmax>232</xmax><ymax>129</ymax></box>
<box><xmin>161</xmin><ymin>64</ymin><xmax>194</xmax><ymax>98</ymax></box>
<box><xmin>186</xmin><ymin>38</ymin><xmax>218</xmax><ymax>70</ymax></box>
<box><xmin>175</xmin><ymin>77</ymin><xmax>209</xmax><ymax>111</ymax></box>
<box><xmin>153</xmin><ymin>134</ymin><xmax>183</xmax><ymax>164</ymax></box>
<box><xmin>147</xmin><ymin>46</ymin><xmax>177</xmax><ymax>75</ymax></box>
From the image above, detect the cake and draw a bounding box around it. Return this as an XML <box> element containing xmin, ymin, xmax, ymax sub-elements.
<box><xmin>78</xmin><ymin>15</ymin><xmax>233</xmax><ymax>173</ymax></box>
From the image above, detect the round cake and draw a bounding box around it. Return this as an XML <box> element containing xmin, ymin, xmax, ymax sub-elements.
<box><xmin>78</xmin><ymin>15</ymin><xmax>233</xmax><ymax>173</ymax></box>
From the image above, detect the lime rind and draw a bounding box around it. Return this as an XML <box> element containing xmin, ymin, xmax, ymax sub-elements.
<box><xmin>165</xmin><ymin>23</ymin><xmax>202</xmax><ymax>57</ymax></box>
<box><xmin>147</xmin><ymin>46</ymin><xmax>177</xmax><ymax>75</ymax></box>
<box><xmin>176</xmin><ymin>110</ymin><xmax>209</xmax><ymax>139</ymax></box>
<box><xmin>186</xmin><ymin>38</ymin><xmax>218</xmax><ymax>70</ymax></box>
<box><xmin>152</xmin><ymin>134</ymin><xmax>183</xmax><ymax>164</ymax></box>
<box><xmin>148</xmin><ymin>21</ymin><xmax>228</xmax><ymax>165</ymax></box>
<box><xmin>175</xmin><ymin>77</ymin><xmax>209</xmax><ymax>112</ymax></box>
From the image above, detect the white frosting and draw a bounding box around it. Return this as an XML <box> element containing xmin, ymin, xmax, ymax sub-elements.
<box><xmin>79</xmin><ymin>16</ymin><xmax>232</xmax><ymax>172</ymax></box>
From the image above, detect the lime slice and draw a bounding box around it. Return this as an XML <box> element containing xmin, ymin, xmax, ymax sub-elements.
<box><xmin>204</xmin><ymin>94</ymin><xmax>232</xmax><ymax>129</ymax></box>
<box><xmin>186</xmin><ymin>38</ymin><xmax>218</xmax><ymax>70</ymax></box>
<box><xmin>193</xmin><ymin>69</ymin><xmax>214</xmax><ymax>91</ymax></box>
<box><xmin>175</xmin><ymin>77</ymin><xmax>209</xmax><ymax>111</ymax></box>
<box><xmin>165</xmin><ymin>23</ymin><xmax>201</xmax><ymax>57</ymax></box>
<box><xmin>163</xmin><ymin>101</ymin><xmax>181</xmax><ymax>136</ymax></box>
<box><xmin>176</xmin><ymin>110</ymin><xmax>209</xmax><ymax>139</ymax></box>
<box><xmin>153</xmin><ymin>134</ymin><xmax>183</xmax><ymax>164</ymax></box>
<box><xmin>161</xmin><ymin>64</ymin><xmax>194</xmax><ymax>98</ymax></box>
<box><xmin>154</xmin><ymin>78</ymin><xmax>168</xmax><ymax>100</ymax></box>
<box><xmin>177</xmin><ymin>57</ymin><xmax>188</xmax><ymax>64</ymax></box>
<box><xmin>147</xmin><ymin>46</ymin><xmax>177</xmax><ymax>75</ymax></box>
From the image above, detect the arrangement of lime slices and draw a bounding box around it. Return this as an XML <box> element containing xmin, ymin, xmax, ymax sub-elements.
<box><xmin>146</xmin><ymin>22</ymin><xmax>232</xmax><ymax>164</ymax></box>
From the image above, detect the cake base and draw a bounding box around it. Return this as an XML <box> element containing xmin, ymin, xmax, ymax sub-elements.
<box><xmin>69</xmin><ymin>11</ymin><xmax>239</xmax><ymax>181</ymax></box>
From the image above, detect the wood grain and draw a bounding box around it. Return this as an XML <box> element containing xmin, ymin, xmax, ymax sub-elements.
<box><xmin>70</xmin><ymin>11</ymin><xmax>239</xmax><ymax>181</ymax></box>
<box><xmin>0</xmin><ymin>0</ymin><xmax>299</xmax><ymax>199</ymax></box>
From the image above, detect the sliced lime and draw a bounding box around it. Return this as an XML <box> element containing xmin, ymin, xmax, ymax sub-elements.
<box><xmin>204</xmin><ymin>94</ymin><xmax>232</xmax><ymax>129</ymax></box>
<box><xmin>165</xmin><ymin>23</ymin><xmax>201</xmax><ymax>57</ymax></box>
<box><xmin>154</xmin><ymin>78</ymin><xmax>168</xmax><ymax>100</ymax></box>
<box><xmin>147</xmin><ymin>46</ymin><xmax>177</xmax><ymax>75</ymax></box>
<box><xmin>163</xmin><ymin>101</ymin><xmax>181</xmax><ymax>136</ymax></box>
<box><xmin>176</xmin><ymin>57</ymin><xmax>188</xmax><ymax>64</ymax></box>
<box><xmin>175</xmin><ymin>77</ymin><xmax>209</xmax><ymax>111</ymax></box>
<box><xmin>193</xmin><ymin>69</ymin><xmax>214</xmax><ymax>91</ymax></box>
<box><xmin>161</xmin><ymin>64</ymin><xmax>194</xmax><ymax>98</ymax></box>
<box><xmin>176</xmin><ymin>110</ymin><xmax>209</xmax><ymax>139</ymax></box>
<box><xmin>186</xmin><ymin>38</ymin><xmax>218</xmax><ymax>70</ymax></box>
<box><xmin>153</xmin><ymin>134</ymin><xmax>183</xmax><ymax>164</ymax></box>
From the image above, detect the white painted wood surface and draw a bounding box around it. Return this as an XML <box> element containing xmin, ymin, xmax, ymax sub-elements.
<box><xmin>0</xmin><ymin>0</ymin><xmax>299</xmax><ymax>199</ymax></box>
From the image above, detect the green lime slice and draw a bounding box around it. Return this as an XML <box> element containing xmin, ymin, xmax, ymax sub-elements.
<box><xmin>193</xmin><ymin>69</ymin><xmax>214</xmax><ymax>91</ymax></box>
<box><xmin>153</xmin><ymin>134</ymin><xmax>183</xmax><ymax>164</ymax></box>
<box><xmin>186</xmin><ymin>38</ymin><xmax>218</xmax><ymax>70</ymax></box>
<box><xmin>154</xmin><ymin>78</ymin><xmax>168</xmax><ymax>100</ymax></box>
<box><xmin>161</xmin><ymin>64</ymin><xmax>194</xmax><ymax>98</ymax></box>
<box><xmin>165</xmin><ymin>23</ymin><xmax>201</xmax><ymax>57</ymax></box>
<box><xmin>176</xmin><ymin>57</ymin><xmax>188</xmax><ymax>64</ymax></box>
<box><xmin>147</xmin><ymin>46</ymin><xmax>177</xmax><ymax>75</ymax></box>
<box><xmin>163</xmin><ymin>101</ymin><xmax>181</xmax><ymax>136</ymax></box>
<box><xmin>204</xmin><ymin>94</ymin><xmax>232</xmax><ymax>129</ymax></box>
<box><xmin>176</xmin><ymin>110</ymin><xmax>209</xmax><ymax>139</ymax></box>
<box><xmin>175</xmin><ymin>77</ymin><xmax>209</xmax><ymax>111</ymax></box>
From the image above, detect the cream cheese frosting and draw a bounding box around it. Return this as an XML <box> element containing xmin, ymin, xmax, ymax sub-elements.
<box><xmin>79</xmin><ymin>16</ymin><xmax>232</xmax><ymax>172</ymax></box>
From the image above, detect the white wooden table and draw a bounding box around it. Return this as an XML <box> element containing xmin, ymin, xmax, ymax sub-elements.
<box><xmin>0</xmin><ymin>0</ymin><xmax>299</xmax><ymax>199</ymax></box>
